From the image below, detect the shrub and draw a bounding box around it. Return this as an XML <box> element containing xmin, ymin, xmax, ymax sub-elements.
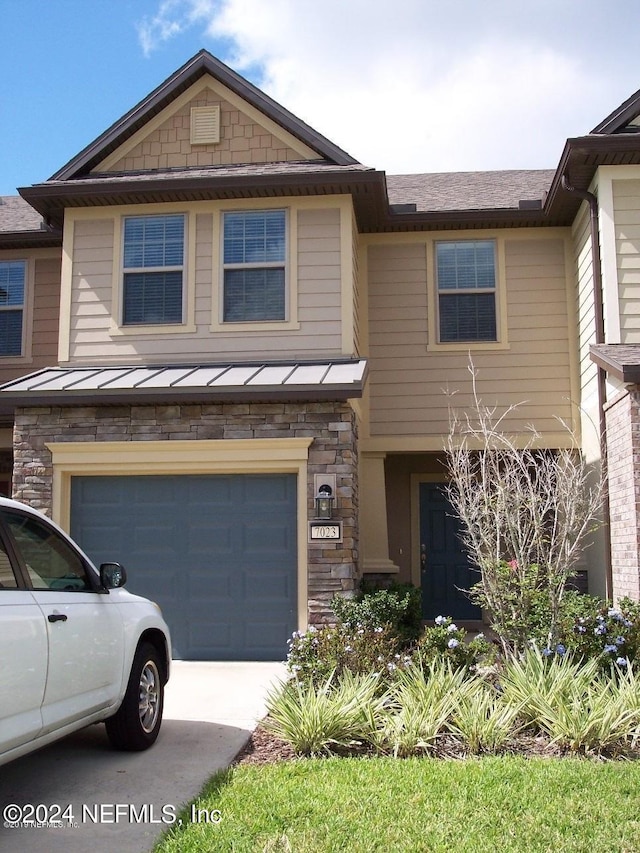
<box><xmin>413</xmin><ymin>616</ymin><xmax>496</xmax><ymax>672</ymax></box>
<box><xmin>499</xmin><ymin>648</ymin><xmax>640</xmax><ymax>755</ymax></box>
<box><xmin>377</xmin><ymin>659</ymin><xmax>470</xmax><ymax>757</ymax></box>
<box><xmin>264</xmin><ymin>671</ymin><xmax>388</xmax><ymax>756</ymax></box>
<box><xmin>331</xmin><ymin>582</ymin><xmax>422</xmax><ymax>643</ymax></box>
<box><xmin>557</xmin><ymin>597</ymin><xmax>640</xmax><ymax>670</ymax></box>
<box><xmin>499</xmin><ymin>646</ymin><xmax>599</xmax><ymax>730</ymax></box>
<box><xmin>286</xmin><ymin>623</ymin><xmax>401</xmax><ymax>684</ymax></box>
<box><xmin>450</xmin><ymin>680</ymin><xmax>522</xmax><ymax>754</ymax></box>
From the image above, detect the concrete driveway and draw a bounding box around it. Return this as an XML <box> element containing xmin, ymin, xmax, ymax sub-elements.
<box><xmin>0</xmin><ymin>661</ymin><xmax>287</xmax><ymax>853</ymax></box>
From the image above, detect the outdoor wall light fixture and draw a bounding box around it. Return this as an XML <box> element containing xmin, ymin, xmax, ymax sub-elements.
<box><xmin>314</xmin><ymin>475</ymin><xmax>336</xmax><ymax>520</ymax></box>
<box><xmin>315</xmin><ymin>484</ymin><xmax>334</xmax><ymax>519</ymax></box>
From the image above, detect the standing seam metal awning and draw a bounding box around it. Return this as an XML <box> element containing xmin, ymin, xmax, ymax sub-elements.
<box><xmin>0</xmin><ymin>359</ymin><xmax>368</xmax><ymax>406</ymax></box>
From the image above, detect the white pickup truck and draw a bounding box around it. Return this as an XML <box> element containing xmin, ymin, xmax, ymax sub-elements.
<box><xmin>0</xmin><ymin>496</ymin><xmax>171</xmax><ymax>767</ymax></box>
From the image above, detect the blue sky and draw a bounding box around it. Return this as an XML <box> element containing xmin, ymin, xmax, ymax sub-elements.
<box><xmin>3</xmin><ymin>0</ymin><xmax>640</xmax><ymax>196</ymax></box>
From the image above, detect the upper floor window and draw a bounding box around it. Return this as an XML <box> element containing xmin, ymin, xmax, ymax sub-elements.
<box><xmin>436</xmin><ymin>240</ymin><xmax>497</xmax><ymax>342</ymax></box>
<box><xmin>222</xmin><ymin>210</ymin><xmax>286</xmax><ymax>322</ymax></box>
<box><xmin>0</xmin><ymin>260</ymin><xmax>25</xmax><ymax>356</ymax></box>
<box><xmin>122</xmin><ymin>215</ymin><xmax>184</xmax><ymax>325</ymax></box>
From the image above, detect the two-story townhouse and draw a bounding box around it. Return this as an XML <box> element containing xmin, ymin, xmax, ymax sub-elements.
<box><xmin>1</xmin><ymin>49</ymin><xmax>640</xmax><ymax>660</ymax></box>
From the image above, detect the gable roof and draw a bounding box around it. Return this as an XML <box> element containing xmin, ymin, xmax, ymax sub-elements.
<box><xmin>11</xmin><ymin>52</ymin><xmax>640</xmax><ymax>237</ymax></box>
<box><xmin>591</xmin><ymin>87</ymin><xmax>640</xmax><ymax>135</ymax></box>
<box><xmin>51</xmin><ymin>49</ymin><xmax>359</xmax><ymax>182</ymax></box>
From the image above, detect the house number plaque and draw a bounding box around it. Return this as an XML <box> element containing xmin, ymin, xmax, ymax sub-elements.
<box><xmin>308</xmin><ymin>521</ymin><xmax>343</xmax><ymax>543</ymax></box>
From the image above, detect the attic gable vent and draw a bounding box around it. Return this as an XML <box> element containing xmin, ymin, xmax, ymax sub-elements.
<box><xmin>190</xmin><ymin>105</ymin><xmax>221</xmax><ymax>145</ymax></box>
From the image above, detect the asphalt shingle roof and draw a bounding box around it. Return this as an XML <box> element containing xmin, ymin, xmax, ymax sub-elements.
<box><xmin>386</xmin><ymin>169</ymin><xmax>556</xmax><ymax>212</ymax></box>
<box><xmin>0</xmin><ymin>195</ymin><xmax>46</xmax><ymax>233</ymax></box>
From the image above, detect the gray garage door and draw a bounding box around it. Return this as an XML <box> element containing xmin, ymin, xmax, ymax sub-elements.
<box><xmin>70</xmin><ymin>474</ymin><xmax>297</xmax><ymax>661</ymax></box>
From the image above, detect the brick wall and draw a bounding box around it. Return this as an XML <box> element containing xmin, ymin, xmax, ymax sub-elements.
<box><xmin>12</xmin><ymin>400</ymin><xmax>359</xmax><ymax>625</ymax></box>
<box><xmin>604</xmin><ymin>389</ymin><xmax>640</xmax><ymax>601</ymax></box>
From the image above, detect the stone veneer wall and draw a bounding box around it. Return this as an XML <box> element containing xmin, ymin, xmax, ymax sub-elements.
<box><xmin>604</xmin><ymin>388</ymin><xmax>640</xmax><ymax>601</ymax></box>
<box><xmin>12</xmin><ymin>400</ymin><xmax>359</xmax><ymax>625</ymax></box>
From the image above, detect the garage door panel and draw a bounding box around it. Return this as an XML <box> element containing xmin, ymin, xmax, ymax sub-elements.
<box><xmin>244</xmin><ymin>523</ymin><xmax>292</xmax><ymax>553</ymax></box>
<box><xmin>187</xmin><ymin>477</ymin><xmax>233</xmax><ymax>504</ymax></box>
<box><xmin>187</xmin><ymin>569</ymin><xmax>232</xmax><ymax>600</ymax></box>
<box><xmin>242</xmin><ymin>475</ymin><xmax>289</xmax><ymax>504</ymax></box>
<box><xmin>246</xmin><ymin>570</ymin><xmax>292</xmax><ymax>599</ymax></box>
<box><xmin>188</xmin><ymin>522</ymin><xmax>234</xmax><ymax>554</ymax></box>
<box><xmin>133</xmin><ymin>525</ymin><xmax>180</xmax><ymax>553</ymax></box>
<box><xmin>244</xmin><ymin>621</ymin><xmax>291</xmax><ymax>651</ymax></box>
<box><xmin>71</xmin><ymin>473</ymin><xmax>297</xmax><ymax>660</ymax></box>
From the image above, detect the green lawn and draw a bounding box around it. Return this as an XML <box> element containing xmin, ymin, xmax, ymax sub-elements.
<box><xmin>155</xmin><ymin>756</ymin><xmax>640</xmax><ymax>852</ymax></box>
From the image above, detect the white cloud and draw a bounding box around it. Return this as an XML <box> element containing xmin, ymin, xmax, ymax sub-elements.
<box><xmin>135</xmin><ymin>0</ymin><xmax>640</xmax><ymax>171</ymax></box>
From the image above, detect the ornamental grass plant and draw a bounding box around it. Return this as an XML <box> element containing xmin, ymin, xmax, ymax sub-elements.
<box><xmin>449</xmin><ymin>678</ymin><xmax>522</xmax><ymax>754</ymax></box>
<box><xmin>263</xmin><ymin>670</ymin><xmax>387</xmax><ymax>756</ymax></box>
<box><xmin>375</xmin><ymin>659</ymin><xmax>470</xmax><ymax>757</ymax></box>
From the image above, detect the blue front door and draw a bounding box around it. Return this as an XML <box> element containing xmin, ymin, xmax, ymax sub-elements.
<box><xmin>419</xmin><ymin>483</ymin><xmax>481</xmax><ymax>620</ymax></box>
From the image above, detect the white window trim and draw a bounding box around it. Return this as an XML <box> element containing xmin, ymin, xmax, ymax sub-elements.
<box><xmin>110</xmin><ymin>209</ymin><xmax>197</xmax><ymax>337</ymax></box>
<box><xmin>211</xmin><ymin>206</ymin><xmax>300</xmax><ymax>333</ymax></box>
<box><xmin>427</xmin><ymin>237</ymin><xmax>509</xmax><ymax>352</ymax></box>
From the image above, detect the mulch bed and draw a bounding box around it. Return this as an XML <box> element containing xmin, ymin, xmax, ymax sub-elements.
<box><xmin>233</xmin><ymin>722</ymin><xmax>297</xmax><ymax>765</ymax></box>
<box><xmin>231</xmin><ymin>721</ymin><xmax>581</xmax><ymax>766</ymax></box>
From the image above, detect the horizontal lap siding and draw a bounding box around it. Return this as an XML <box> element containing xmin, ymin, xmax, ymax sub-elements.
<box><xmin>68</xmin><ymin>207</ymin><xmax>343</xmax><ymax>363</ymax></box>
<box><xmin>70</xmin><ymin>219</ymin><xmax>114</xmax><ymax>355</ymax></box>
<box><xmin>32</xmin><ymin>257</ymin><xmax>61</xmax><ymax>364</ymax></box>
<box><xmin>614</xmin><ymin>179</ymin><xmax>640</xmax><ymax>342</ymax></box>
<box><xmin>0</xmin><ymin>253</ymin><xmax>61</xmax><ymax>385</ymax></box>
<box><xmin>367</xmin><ymin>237</ymin><xmax>573</xmax><ymax>439</ymax></box>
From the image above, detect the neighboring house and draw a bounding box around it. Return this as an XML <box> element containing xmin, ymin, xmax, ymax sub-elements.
<box><xmin>1</xmin><ymin>49</ymin><xmax>640</xmax><ymax>660</ymax></box>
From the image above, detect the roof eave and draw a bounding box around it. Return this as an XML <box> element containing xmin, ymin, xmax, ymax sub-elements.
<box><xmin>377</xmin><ymin>206</ymin><xmax>549</xmax><ymax>231</ymax></box>
<box><xmin>19</xmin><ymin>169</ymin><xmax>388</xmax><ymax>231</ymax></box>
<box><xmin>3</xmin><ymin>384</ymin><xmax>365</xmax><ymax>407</ymax></box>
<box><xmin>0</xmin><ymin>229</ymin><xmax>62</xmax><ymax>249</ymax></box>
<box><xmin>545</xmin><ymin>135</ymin><xmax>640</xmax><ymax>220</ymax></box>
<box><xmin>590</xmin><ymin>344</ymin><xmax>640</xmax><ymax>384</ymax></box>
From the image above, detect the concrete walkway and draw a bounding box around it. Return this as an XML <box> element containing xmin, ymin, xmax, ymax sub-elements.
<box><xmin>0</xmin><ymin>661</ymin><xmax>287</xmax><ymax>853</ymax></box>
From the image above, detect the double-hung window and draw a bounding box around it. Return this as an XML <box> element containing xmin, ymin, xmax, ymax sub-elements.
<box><xmin>0</xmin><ymin>261</ymin><xmax>25</xmax><ymax>356</ymax></box>
<box><xmin>122</xmin><ymin>214</ymin><xmax>184</xmax><ymax>325</ymax></box>
<box><xmin>436</xmin><ymin>240</ymin><xmax>497</xmax><ymax>343</ymax></box>
<box><xmin>222</xmin><ymin>210</ymin><xmax>286</xmax><ymax>322</ymax></box>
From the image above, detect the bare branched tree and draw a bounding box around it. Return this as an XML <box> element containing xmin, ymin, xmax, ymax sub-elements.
<box><xmin>444</xmin><ymin>363</ymin><xmax>603</xmax><ymax>657</ymax></box>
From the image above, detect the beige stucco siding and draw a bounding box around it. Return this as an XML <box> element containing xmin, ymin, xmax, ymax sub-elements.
<box><xmin>64</xmin><ymin>203</ymin><xmax>344</xmax><ymax>364</ymax></box>
<box><xmin>613</xmin><ymin>178</ymin><xmax>640</xmax><ymax>343</ymax></box>
<box><xmin>366</xmin><ymin>234</ymin><xmax>574</xmax><ymax>442</ymax></box>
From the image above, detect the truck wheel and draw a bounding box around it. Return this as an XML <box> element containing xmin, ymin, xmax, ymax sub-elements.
<box><xmin>105</xmin><ymin>642</ymin><xmax>164</xmax><ymax>751</ymax></box>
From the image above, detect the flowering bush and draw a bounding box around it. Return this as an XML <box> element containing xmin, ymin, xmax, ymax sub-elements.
<box><xmin>412</xmin><ymin>616</ymin><xmax>496</xmax><ymax>672</ymax></box>
<box><xmin>286</xmin><ymin>623</ymin><xmax>401</xmax><ymax>684</ymax></box>
<box><xmin>551</xmin><ymin>597</ymin><xmax>640</xmax><ymax>670</ymax></box>
<box><xmin>331</xmin><ymin>583</ymin><xmax>422</xmax><ymax>644</ymax></box>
